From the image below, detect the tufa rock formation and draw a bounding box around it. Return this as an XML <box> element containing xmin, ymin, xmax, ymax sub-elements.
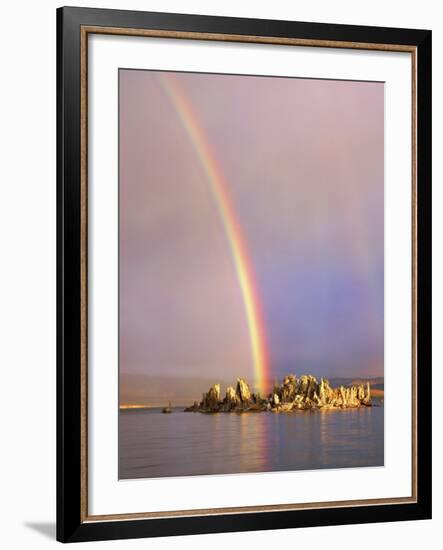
<box><xmin>184</xmin><ymin>374</ymin><xmax>372</xmax><ymax>413</ymax></box>
<box><xmin>200</xmin><ymin>383</ymin><xmax>221</xmax><ymax>412</ymax></box>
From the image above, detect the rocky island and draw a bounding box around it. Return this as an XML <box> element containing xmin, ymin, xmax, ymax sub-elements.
<box><xmin>184</xmin><ymin>374</ymin><xmax>372</xmax><ymax>413</ymax></box>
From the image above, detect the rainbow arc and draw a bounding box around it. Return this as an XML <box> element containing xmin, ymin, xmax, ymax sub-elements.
<box><xmin>159</xmin><ymin>73</ymin><xmax>270</xmax><ymax>395</ymax></box>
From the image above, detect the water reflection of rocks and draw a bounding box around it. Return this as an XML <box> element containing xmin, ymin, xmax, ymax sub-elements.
<box><xmin>184</xmin><ymin>374</ymin><xmax>372</xmax><ymax>413</ymax></box>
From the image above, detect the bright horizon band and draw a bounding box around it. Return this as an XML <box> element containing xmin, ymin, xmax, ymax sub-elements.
<box><xmin>159</xmin><ymin>73</ymin><xmax>270</xmax><ymax>395</ymax></box>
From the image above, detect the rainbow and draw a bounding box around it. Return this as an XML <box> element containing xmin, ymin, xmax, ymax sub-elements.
<box><xmin>158</xmin><ymin>73</ymin><xmax>270</xmax><ymax>395</ymax></box>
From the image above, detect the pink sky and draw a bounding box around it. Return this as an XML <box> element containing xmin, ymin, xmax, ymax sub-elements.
<box><xmin>119</xmin><ymin>69</ymin><xmax>384</xmax><ymax>395</ymax></box>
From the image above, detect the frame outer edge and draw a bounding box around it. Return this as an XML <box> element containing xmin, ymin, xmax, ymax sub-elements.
<box><xmin>416</xmin><ymin>30</ymin><xmax>432</xmax><ymax>519</ymax></box>
<box><xmin>57</xmin><ymin>6</ymin><xmax>83</xmax><ymax>542</ymax></box>
<box><xmin>56</xmin><ymin>5</ymin><xmax>64</xmax><ymax>542</ymax></box>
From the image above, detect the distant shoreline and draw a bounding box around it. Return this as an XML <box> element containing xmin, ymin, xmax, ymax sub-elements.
<box><xmin>119</xmin><ymin>404</ymin><xmax>153</xmax><ymax>411</ymax></box>
<box><xmin>119</xmin><ymin>380</ymin><xmax>384</xmax><ymax>412</ymax></box>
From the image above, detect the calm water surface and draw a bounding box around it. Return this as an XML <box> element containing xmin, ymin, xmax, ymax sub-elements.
<box><xmin>119</xmin><ymin>405</ymin><xmax>384</xmax><ymax>479</ymax></box>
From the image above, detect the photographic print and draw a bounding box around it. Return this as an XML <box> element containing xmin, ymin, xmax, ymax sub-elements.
<box><xmin>118</xmin><ymin>69</ymin><xmax>384</xmax><ymax>480</ymax></box>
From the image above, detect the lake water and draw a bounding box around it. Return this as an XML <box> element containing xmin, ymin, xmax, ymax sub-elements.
<box><xmin>119</xmin><ymin>404</ymin><xmax>384</xmax><ymax>479</ymax></box>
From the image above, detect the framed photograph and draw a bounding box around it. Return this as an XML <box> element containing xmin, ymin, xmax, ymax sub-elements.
<box><xmin>57</xmin><ymin>6</ymin><xmax>432</xmax><ymax>543</ymax></box>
